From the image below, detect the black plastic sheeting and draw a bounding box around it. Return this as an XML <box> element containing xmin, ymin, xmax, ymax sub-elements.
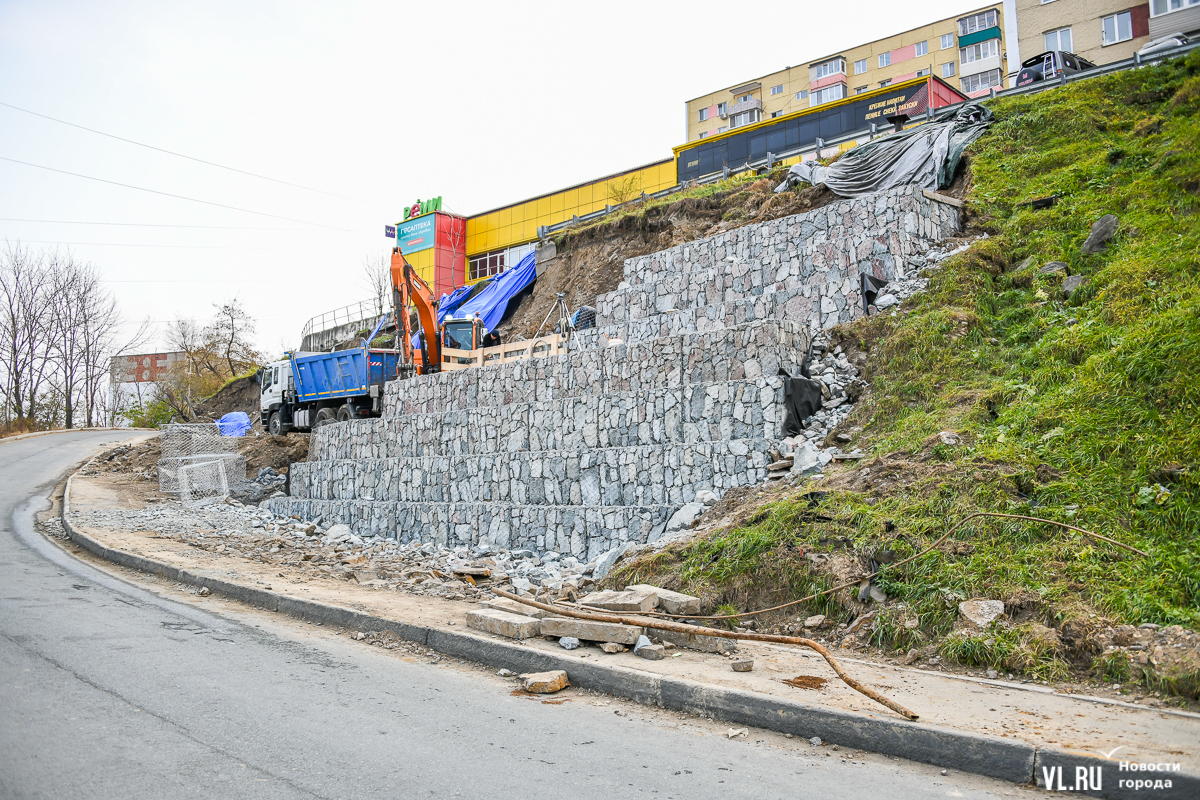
<box><xmin>774</xmin><ymin>103</ymin><xmax>994</xmax><ymax>198</ymax></box>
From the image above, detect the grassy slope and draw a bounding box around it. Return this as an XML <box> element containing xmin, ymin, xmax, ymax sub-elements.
<box><xmin>613</xmin><ymin>54</ymin><xmax>1200</xmax><ymax>686</ymax></box>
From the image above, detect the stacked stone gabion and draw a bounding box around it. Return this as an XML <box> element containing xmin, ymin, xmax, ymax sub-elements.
<box><xmin>271</xmin><ymin>184</ymin><xmax>959</xmax><ymax>559</ymax></box>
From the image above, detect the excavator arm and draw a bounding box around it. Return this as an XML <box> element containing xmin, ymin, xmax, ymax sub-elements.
<box><xmin>390</xmin><ymin>249</ymin><xmax>441</xmax><ymax>375</ymax></box>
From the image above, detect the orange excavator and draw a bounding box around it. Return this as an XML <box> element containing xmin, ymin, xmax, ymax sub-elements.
<box><xmin>390</xmin><ymin>248</ymin><xmax>441</xmax><ymax>375</ymax></box>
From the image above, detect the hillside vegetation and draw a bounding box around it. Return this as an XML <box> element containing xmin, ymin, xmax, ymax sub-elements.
<box><xmin>612</xmin><ymin>53</ymin><xmax>1200</xmax><ymax>698</ymax></box>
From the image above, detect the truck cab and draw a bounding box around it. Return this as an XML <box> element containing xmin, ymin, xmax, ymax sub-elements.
<box><xmin>259</xmin><ymin>359</ymin><xmax>295</xmax><ymax>435</ymax></box>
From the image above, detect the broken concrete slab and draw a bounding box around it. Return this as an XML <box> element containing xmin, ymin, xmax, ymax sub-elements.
<box><xmin>465</xmin><ymin>608</ymin><xmax>541</xmax><ymax>640</ymax></box>
<box><xmin>959</xmin><ymin>599</ymin><xmax>1005</xmax><ymax>629</ymax></box>
<box><xmin>599</xmin><ymin>642</ymin><xmax>626</xmax><ymax>653</ymax></box>
<box><xmin>480</xmin><ymin>597</ymin><xmax>549</xmax><ymax>618</ymax></box>
<box><xmin>579</xmin><ymin>587</ymin><xmax>658</xmax><ymax>613</ymax></box>
<box><xmin>522</xmin><ymin>670</ymin><xmax>569</xmax><ymax>693</ymax></box>
<box><xmin>655</xmin><ymin>628</ymin><xmax>736</xmax><ymax>654</ymax></box>
<box><xmin>634</xmin><ymin>635</ymin><xmax>665</xmax><ymax>660</ymax></box>
<box><xmin>539</xmin><ymin>616</ymin><xmax>644</xmax><ymax>645</ymax></box>
<box><xmin>626</xmin><ymin>584</ymin><xmax>702</xmax><ymax>615</ymax></box>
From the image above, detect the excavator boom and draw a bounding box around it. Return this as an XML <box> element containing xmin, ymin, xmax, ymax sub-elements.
<box><xmin>390</xmin><ymin>249</ymin><xmax>441</xmax><ymax>375</ymax></box>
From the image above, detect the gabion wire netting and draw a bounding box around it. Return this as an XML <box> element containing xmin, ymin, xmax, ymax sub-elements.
<box><xmin>179</xmin><ymin>459</ymin><xmax>231</xmax><ymax>504</ymax></box>
<box><xmin>159</xmin><ymin>423</ymin><xmax>238</xmax><ymax>460</ymax></box>
<box><xmin>158</xmin><ymin>454</ymin><xmax>247</xmax><ymax>493</ymax></box>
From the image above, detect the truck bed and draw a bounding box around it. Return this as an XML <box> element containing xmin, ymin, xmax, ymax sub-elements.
<box><xmin>291</xmin><ymin>347</ymin><xmax>401</xmax><ymax>403</ymax></box>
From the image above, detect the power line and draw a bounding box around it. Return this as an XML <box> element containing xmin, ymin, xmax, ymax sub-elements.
<box><xmin>0</xmin><ymin>155</ymin><xmax>351</xmax><ymax>230</ymax></box>
<box><xmin>0</xmin><ymin>100</ymin><xmax>381</xmax><ymax>206</ymax></box>
<box><xmin>0</xmin><ymin>218</ymin><xmax>348</xmax><ymax>230</ymax></box>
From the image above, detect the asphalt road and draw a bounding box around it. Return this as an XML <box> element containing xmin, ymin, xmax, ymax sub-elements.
<box><xmin>0</xmin><ymin>431</ymin><xmax>1018</xmax><ymax>799</ymax></box>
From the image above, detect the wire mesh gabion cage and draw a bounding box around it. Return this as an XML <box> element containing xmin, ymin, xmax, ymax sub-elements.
<box><xmin>159</xmin><ymin>423</ymin><xmax>239</xmax><ymax>460</ymax></box>
<box><xmin>178</xmin><ymin>459</ymin><xmax>231</xmax><ymax>504</ymax></box>
<box><xmin>158</xmin><ymin>454</ymin><xmax>247</xmax><ymax>493</ymax></box>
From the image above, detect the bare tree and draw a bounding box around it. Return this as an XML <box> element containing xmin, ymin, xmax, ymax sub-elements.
<box><xmin>207</xmin><ymin>298</ymin><xmax>259</xmax><ymax>377</ymax></box>
<box><xmin>0</xmin><ymin>243</ymin><xmax>56</xmax><ymax>427</ymax></box>
<box><xmin>362</xmin><ymin>253</ymin><xmax>392</xmax><ymax>316</ymax></box>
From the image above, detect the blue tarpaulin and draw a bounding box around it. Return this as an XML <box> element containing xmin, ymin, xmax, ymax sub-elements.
<box><xmin>217</xmin><ymin>411</ymin><xmax>252</xmax><ymax>437</ymax></box>
<box><xmin>436</xmin><ymin>284</ymin><xmax>475</xmax><ymax>325</ymax></box>
<box><xmin>446</xmin><ymin>251</ymin><xmax>537</xmax><ymax>332</ymax></box>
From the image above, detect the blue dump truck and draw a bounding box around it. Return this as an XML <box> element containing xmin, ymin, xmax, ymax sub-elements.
<box><xmin>258</xmin><ymin>316</ymin><xmax>404</xmax><ymax>434</ymax></box>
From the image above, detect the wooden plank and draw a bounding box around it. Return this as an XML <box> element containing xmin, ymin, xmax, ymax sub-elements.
<box><xmin>922</xmin><ymin>189</ymin><xmax>964</xmax><ymax>208</ymax></box>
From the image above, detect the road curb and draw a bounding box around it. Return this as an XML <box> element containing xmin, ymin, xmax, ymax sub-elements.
<box><xmin>2</xmin><ymin>427</ymin><xmax>155</xmax><ymax>445</ymax></box>
<box><xmin>58</xmin><ymin>470</ymin><xmax>1199</xmax><ymax>796</ymax></box>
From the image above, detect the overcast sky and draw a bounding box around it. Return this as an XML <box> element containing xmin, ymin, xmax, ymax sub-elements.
<box><xmin>0</xmin><ymin>0</ymin><xmax>973</xmax><ymax>357</ymax></box>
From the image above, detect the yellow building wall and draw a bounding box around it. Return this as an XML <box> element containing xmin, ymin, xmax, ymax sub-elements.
<box><xmin>462</xmin><ymin>159</ymin><xmax>676</xmax><ymax>277</ymax></box>
<box><xmin>405</xmin><ymin>247</ymin><xmax>436</xmax><ymax>290</ymax></box>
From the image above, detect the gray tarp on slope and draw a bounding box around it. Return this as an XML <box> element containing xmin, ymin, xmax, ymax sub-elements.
<box><xmin>774</xmin><ymin>103</ymin><xmax>994</xmax><ymax>198</ymax></box>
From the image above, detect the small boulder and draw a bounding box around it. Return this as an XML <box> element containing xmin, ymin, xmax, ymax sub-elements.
<box><xmin>790</xmin><ymin>442</ymin><xmax>822</xmax><ymax>477</ymax></box>
<box><xmin>599</xmin><ymin>642</ymin><xmax>626</xmax><ymax>654</ymax></box>
<box><xmin>874</xmin><ymin>294</ymin><xmax>899</xmax><ymax>309</ymax></box>
<box><xmin>1081</xmin><ymin>214</ymin><xmax>1119</xmax><ymax>255</ymax></box>
<box><xmin>522</xmin><ymin>670</ymin><xmax>569</xmax><ymax>693</ymax></box>
<box><xmin>730</xmin><ymin>659</ymin><xmax>754</xmax><ymax>672</ymax></box>
<box><xmin>664</xmin><ymin>502</ymin><xmax>706</xmax><ymax>533</ymax></box>
<box><xmin>592</xmin><ymin>542</ymin><xmax>631</xmax><ymax>580</ymax></box>
<box><xmin>959</xmin><ymin>599</ymin><xmax>1005</xmax><ymax>629</ymax></box>
<box><xmin>1061</xmin><ymin>275</ymin><xmax>1089</xmax><ymax>300</ymax></box>
<box><xmin>1038</xmin><ymin>261</ymin><xmax>1069</xmax><ymax>276</ymax></box>
<box><xmin>559</xmin><ymin>636</ymin><xmax>580</xmax><ymax>650</ymax></box>
<box><xmin>634</xmin><ymin>635</ymin><xmax>665</xmax><ymax>660</ymax></box>
<box><xmin>803</xmin><ymin>614</ymin><xmax>826</xmax><ymax>629</ymax></box>
<box><xmin>695</xmin><ymin>489</ymin><xmax>719</xmax><ymax>506</ymax></box>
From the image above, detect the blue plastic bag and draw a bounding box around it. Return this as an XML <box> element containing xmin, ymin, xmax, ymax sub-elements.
<box><xmin>217</xmin><ymin>411</ymin><xmax>252</xmax><ymax>437</ymax></box>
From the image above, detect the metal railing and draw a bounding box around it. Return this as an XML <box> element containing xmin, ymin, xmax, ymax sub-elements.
<box><xmin>300</xmin><ymin>298</ymin><xmax>387</xmax><ymax>344</ymax></box>
<box><xmin>537</xmin><ymin>41</ymin><xmax>1200</xmax><ymax>239</ymax></box>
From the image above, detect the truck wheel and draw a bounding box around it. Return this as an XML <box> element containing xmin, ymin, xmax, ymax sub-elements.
<box><xmin>337</xmin><ymin>404</ymin><xmax>352</xmax><ymax>423</ymax></box>
<box><xmin>313</xmin><ymin>408</ymin><xmax>337</xmax><ymax>428</ymax></box>
<box><xmin>268</xmin><ymin>412</ymin><xmax>283</xmax><ymax>436</ymax></box>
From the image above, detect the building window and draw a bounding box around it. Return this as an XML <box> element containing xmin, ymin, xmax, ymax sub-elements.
<box><xmin>878</xmin><ymin>52</ymin><xmax>891</xmax><ymax>67</ymax></box>
<box><xmin>728</xmin><ymin>109</ymin><xmax>761</xmax><ymax>128</ymax></box>
<box><xmin>958</xmin><ymin>9</ymin><xmax>998</xmax><ymax>36</ymax></box>
<box><xmin>961</xmin><ymin>39</ymin><xmax>999</xmax><ymax>65</ymax></box>
<box><xmin>717</xmin><ymin>126</ymin><xmax>727</xmax><ymax>133</ymax></box>
<box><xmin>915</xmin><ymin>41</ymin><xmax>928</xmax><ymax>56</ymax></box>
<box><xmin>796</xmin><ymin>89</ymin><xmax>808</xmax><ymax>100</ymax></box>
<box><xmin>879</xmin><ymin>78</ymin><xmax>892</xmax><ymax>87</ymax></box>
<box><xmin>1102</xmin><ymin>11</ymin><xmax>1133</xmax><ymax>45</ymax></box>
<box><xmin>1044</xmin><ymin>27</ymin><xmax>1073</xmax><ymax>52</ymax></box>
<box><xmin>812</xmin><ymin>84</ymin><xmax>846</xmax><ymax>105</ymax></box>
<box><xmin>961</xmin><ymin>68</ymin><xmax>1002</xmax><ymax>93</ymax></box>
<box><xmin>698</xmin><ymin>108</ymin><xmax>708</xmax><ymax>122</ymax></box>
<box><xmin>770</xmin><ymin>84</ymin><xmax>784</xmax><ymax>95</ymax></box>
<box><xmin>468</xmin><ymin>243</ymin><xmax>534</xmax><ymax>281</ymax></box>
<box><xmin>770</xmin><ymin>110</ymin><xmax>783</xmax><ymax>118</ymax></box>
<box><xmin>813</xmin><ymin>58</ymin><xmax>846</xmax><ymax>79</ymax></box>
<box><xmin>738</xmin><ymin>94</ymin><xmax>753</xmax><ymax>102</ymax></box>
<box><xmin>942</xmin><ymin>62</ymin><xmax>956</xmax><ymax>78</ymax></box>
<box><xmin>718</xmin><ymin>101</ymin><xmax>727</xmax><ymax>115</ymax></box>
<box><xmin>940</xmin><ymin>33</ymin><xmax>955</xmax><ymax>49</ymax></box>
<box><xmin>915</xmin><ymin>68</ymin><xmax>930</xmax><ymax>77</ymax></box>
<box><xmin>1151</xmin><ymin>0</ymin><xmax>1200</xmax><ymax>16</ymax></box>
<box><xmin>854</xmin><ymin>58</ymin><xmax>867</xmax><ymax>74</ymax></box>
<box><xmin>855</xmin><ymin>85</ymin><xmax>869</xmax><ymax>94</ymax></box>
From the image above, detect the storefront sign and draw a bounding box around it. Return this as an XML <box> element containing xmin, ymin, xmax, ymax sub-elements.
<box><xmin>395</xmin><ymin>214</ymin><xmax>435</xmax><ymax>255</ymax></box>
<box><xmin>403</xmin><ymin>196</ymin><xmax>443</xmax><ymax>220</ymax></box>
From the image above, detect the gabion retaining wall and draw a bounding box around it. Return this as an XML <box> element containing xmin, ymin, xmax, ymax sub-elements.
<box><xmin>271</xmin><ymin>186</ymin><xmax>961</xmax><ymax>552</ymax></box>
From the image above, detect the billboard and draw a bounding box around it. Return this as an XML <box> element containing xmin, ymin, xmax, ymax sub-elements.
<box><xmin>396</xmin><ymin>214</ymin><xmax>435</xmax><ymax>255</ymax></box>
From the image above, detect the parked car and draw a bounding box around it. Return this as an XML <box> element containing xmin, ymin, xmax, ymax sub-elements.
<box><xmin>1014</xmin><ymin>51</ymin><xmax>1098</xmax><ymax>87</ymax></box>
<box><xmin>1138</xmin><ymin>32</ymin><xmax>1190</xmax><ymax>57</ymax></box>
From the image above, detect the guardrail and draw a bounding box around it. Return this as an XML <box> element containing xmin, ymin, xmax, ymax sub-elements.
<box><xmin>300</xmin><ymin>298</ymin><xmax>386</xmax><ymax>344</ymax></box>
<box><xmin>537</xmin><ymin>41</ymin><xmax>1200</xmax><ymax>239</ymax></box>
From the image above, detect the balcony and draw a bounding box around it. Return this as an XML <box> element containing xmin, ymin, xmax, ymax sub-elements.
<box><xmin>726</xmin><ymin>96</ymin><xmax>762</xmax><ymax>116</ymax></box>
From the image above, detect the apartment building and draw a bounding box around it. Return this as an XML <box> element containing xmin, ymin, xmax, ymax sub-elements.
<box><xmin>1005</xmin><ymin>0</ymin><xmax>1198</xmax><ymax>71</ymax></box>
<box><xmin>685</xmin><ymin>5</ymin><xmax>1006</xmax><ymax>142</ymax></box>
<box><xmin>1007</xmin><ymin>0</ymin><xmax>1151</xmax><ymax>68</ymax></box>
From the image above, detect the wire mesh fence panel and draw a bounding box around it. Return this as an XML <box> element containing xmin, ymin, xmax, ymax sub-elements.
<box><xmin>159</xmin><ymin>454</ymin><xmax>247</xmax><ymax>493</ymax></box>
<box><xmin>159</xmin><ymin>423</ymin><xmax>238</xmax><ymax>460</ymax></box>
<box><xmin>179</xmin><ymin>459</ymin><xmax>230</xmax><ymax>504</ymax></box>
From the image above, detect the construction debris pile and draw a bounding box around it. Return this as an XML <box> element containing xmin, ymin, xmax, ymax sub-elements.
<box><xmin>68</xmin><ymin>497</ymin><xmax>636</xmax><ymax>599</ymax></box>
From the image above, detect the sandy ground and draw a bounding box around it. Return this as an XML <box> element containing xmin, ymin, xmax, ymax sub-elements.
<box><xmin>58</xmin><ymin>469</ymin><xmax>1200</xmax><ymax>769</ymax></box>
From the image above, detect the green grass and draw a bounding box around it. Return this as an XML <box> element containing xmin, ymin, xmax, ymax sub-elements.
<box><xmin>613</xmin><ymin>53</ymin><xmax>1200</xmax><ymax>684</ymax></box>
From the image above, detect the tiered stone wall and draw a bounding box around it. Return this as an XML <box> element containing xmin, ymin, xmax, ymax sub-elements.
<box><xmin>271</xmin><ymin>185</ymin><xmax>959</xmax><ymax>558</ymax></box>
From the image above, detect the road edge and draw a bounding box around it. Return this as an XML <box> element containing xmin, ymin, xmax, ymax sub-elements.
<box><xmin>58</xmin><ymin>469</ymin><xmax>1200</xmax><ymax>797</ymax></box>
